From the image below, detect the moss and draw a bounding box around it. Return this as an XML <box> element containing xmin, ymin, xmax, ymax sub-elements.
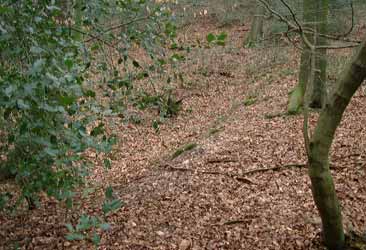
<box><xmin>172</xmin><ymin>142</ymin><xmax>198</xmax><ymax>159</ymax></box>
<box><xmin>208</xmin><ymin>127</ymin><xmax>222</xmax><ymax>136</ymax></box>
<box><xmin>287</xmin><ymin>84</ymin><xmax>304</xmax><ymax>114</ymax></box>
<box><xmin>243</xmin><ymin>97</ymin><xmax>257</xmax><ymax>106</ymax></box>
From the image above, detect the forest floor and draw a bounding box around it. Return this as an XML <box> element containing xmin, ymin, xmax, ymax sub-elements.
<box><xmin>1</xmin><ymin>20</ymin><xmax>366</xmax><ymax>250</ymax></box>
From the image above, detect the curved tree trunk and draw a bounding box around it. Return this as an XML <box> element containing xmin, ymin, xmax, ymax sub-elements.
<box><xmin>308</xmin><ymin>36</ymin><xmax>366</xmax><ymax>250</ymax></box>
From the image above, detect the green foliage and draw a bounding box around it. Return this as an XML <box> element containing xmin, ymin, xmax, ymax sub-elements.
<box><xmin>65</xmin><ymin>215</ymin><xmax>109</xmax><ymax>245</ymax></box>
<box><xmin>134</xmin><ymin>91</ymin><xmax>182</xmax><ymax>118</ymax></box>
<box><xmin>0</xmin><ymin>0</ymin><xmax>175</xmax><ymax>211</ymax></box>
<box><xmin>0</xmin><ymin>1</ymin><xmax>105</xmax><ymax>207</ymax></box>
<box><xmin>65</xmin><ymin>186</ymin><xmax>122</xmax><ymax>246</ymax></box>
<box><xmin>102</xmin><ymin>186</ymin><xmax>123</xmax><ymax>215</ymax></box>
<box><xmin>206</xmin><ymin>32</ymin><xmax>228</xmax><ymax>46</ymax></box>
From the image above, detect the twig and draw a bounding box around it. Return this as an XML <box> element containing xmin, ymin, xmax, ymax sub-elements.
<box><xmin>279</xmin><ymin>0</ymin><xmax>302</xmax><ymax>34</ymax></box>
<box><xmin>84</xmin><ymin>15</ymin><xmax>151</xmax><ymax>43</ymax></box>
<box><xmin>69</xmin><ymin>27</ymin><xmax>117</xmax><ymax>49</ymax></box>
<box><xmin>211</xmin><ymin>219</ymin><xmax>252</xmax><ymax>226</ymax></box>
<box><xmin>256</xmin><ymin>0</ymin><xmax>361</xmax><ymax>50</ymax></box>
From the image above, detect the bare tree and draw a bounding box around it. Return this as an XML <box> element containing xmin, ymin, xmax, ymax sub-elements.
<box><xmin>305</xmin><ymin>36</ymin><xmax>366</xmax><ymax>250</ymax></box>
<box><xmin>256</xmin><ymin>0</ymin><xmax>364</xmax><ymax>249</ymax></box>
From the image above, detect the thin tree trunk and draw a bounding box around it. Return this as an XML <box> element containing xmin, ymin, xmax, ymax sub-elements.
<box><xmin>244</xmin><ymin>2</ymin><xmax>265</xmax><ymax>47</ymax></box>
<box><xmin>309</xmin><ymin>0</ymin><xmax>328</xmax><ymax>108</ymax></box>
<box><xmin>308</xmin><ymin>36</ymin><xmax>366</xmax><ymax>250</ymax></box>
<box><xmin>288</xmin><ymin>0</ymin><xmax>328</xmax><ymax>113</ymax></box>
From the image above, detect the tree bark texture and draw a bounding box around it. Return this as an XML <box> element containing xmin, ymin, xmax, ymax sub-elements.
<box><xmin>245</xmin><ymin>2</ymin><xmax>265</xmax><ymax>47</ymax></box>
<box><xmin>288</xmin><ymin>0</ymin><xmax>329</xmax><ymax>113</ymax></box>
<box><xmin>309</xmin><ymin>36</ymin><xmax>366</xmax><ymax>250</ymax></box>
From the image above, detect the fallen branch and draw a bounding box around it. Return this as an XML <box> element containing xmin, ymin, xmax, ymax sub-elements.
<box><xmin>161</xmin><ymin>165</ymin><xmax>255</xmax><ymax>184</ymax></box>
<box><xmin>206</xmin><ymin>158</ymin><xmax>238</xmax><ymax>164</ymax></box>
<box><xmin>160</xmin><ymin>163</ymin><xmax>306</xmax><ymax>184</ymax></box>
<box><xmin>242</xmin><ymin>163</ymin><xmax>306</xmax><ymax>175</ymax></box>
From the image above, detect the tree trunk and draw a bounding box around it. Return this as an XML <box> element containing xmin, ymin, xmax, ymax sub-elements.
<box><xmin>308</xmin><ymin>36</ymin><xmax>366</xmax><ymax>250</ymax></box>
<box><xmin>309</xmin><ymin>0</ymin><xmax>328</xmax><ymax>108</ymax></box>
<box><xmin>288</xmin><ymin>0</ymin><xmax>329</xmax><ymax>113</ymax></box>
<box><xmin>244</xmin><ymin>2</ymin><xmax>265</xmax><ymax>47</ymax></box>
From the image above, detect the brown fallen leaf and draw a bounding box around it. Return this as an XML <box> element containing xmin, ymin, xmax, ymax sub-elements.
<box><xmin>179</xmin><ymin>239</ymin><xmax>191</xmax><ymax>250</ymax></box>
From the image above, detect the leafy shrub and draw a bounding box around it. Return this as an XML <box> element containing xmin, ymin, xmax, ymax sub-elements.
<box><xmin>0</xmin><ymin>1</ymin><xmax>103</xmax><ymax>208</ymax></box>
<box><xmin>0</xmin><ymin>0</ymin><xmax>176</xmax><ymax>210</ymax></box>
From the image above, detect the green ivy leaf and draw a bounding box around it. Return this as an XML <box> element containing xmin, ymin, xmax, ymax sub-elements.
<box><xmin>152</xmin><ymin>119</ymin><xmax>159</xmax><ymax>133</ymax></box>
<box><xmin>102</xmin><ymin>199</ymin><xmax>123</xmax><ymax>215</ymax></box>
<box><xmin>76</xmin><ymin>215</ymin><xmax>91</xmax><ymax>231</ymax></box>
<box><xmin>65</xmin><ymin>223</ymin><xmax>74</xmax><ymax>233</ymax></box>
<box><xmin>217</xmin><ymin>32</ymin><xmax>227</xmax><ymax>41</ymax></box>
<box><xmin>64</xmin><ymin>58</ymin><xmax>74</xmax><ymax>70</ymax></box>
<box><xmin>91</xmin><ymin>233</ymin><xmax>101</xmax><ymax>245</ymax></box>
<box><xmin>105</xmin><ymin>186</ymin><xmax>114</xmax><ymax>199</ymax></box>
<box><xmin>206</xmin><ymin>33</ymin><xmax>216</xmax><ymax>43</ymax></box>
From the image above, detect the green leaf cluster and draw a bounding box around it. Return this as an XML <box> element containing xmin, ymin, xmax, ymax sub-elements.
<box><xmin>65</xmin><ymin>186</ymin><xmax>122</xmax><ymax>246</ymax></box>
<box><xmin>0</xmin><ymin>0</ymin><xmax>177</xmax><ymax>214</ymax></box>
<box><xmin>206</xmin><ymin>32</ymin><xmax>228</xmax><ymax>46</ymax></box>
<box><xmin>134</xmin><ymin>91</ymin><xmax>182</xmax><ymax>118</ymax></box>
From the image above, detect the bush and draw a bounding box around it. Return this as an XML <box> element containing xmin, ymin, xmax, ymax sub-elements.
<box><xmin>0</xmin><ymin>0</ymin><xmax>175</xmax><ymax>210</ymax></box>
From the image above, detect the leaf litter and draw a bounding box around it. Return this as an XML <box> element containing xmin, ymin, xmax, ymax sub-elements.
<box><xmin>1</xmin><ymin>21</ymin><xmax>366</xmax><ymax>250</ymax></box>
